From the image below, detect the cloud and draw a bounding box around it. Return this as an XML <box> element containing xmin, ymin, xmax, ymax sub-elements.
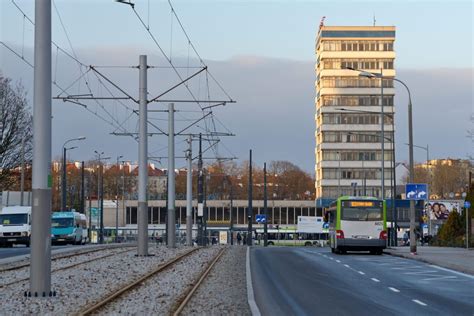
<box><xmin>1</xmin><ymin>45</ymin><xmax>472</xmax><ymax>173</ymax></box>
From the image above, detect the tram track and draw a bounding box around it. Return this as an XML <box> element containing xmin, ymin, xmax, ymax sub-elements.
<box><xmin>0</xmin><ymin>244</ymin><xmax>134</xmax><ymax>273</ymax></box>
<box><xmin>0</xmin><ymin>248</ymin><xmax>134</xmax><ymax>289</ymax></box>
<box><xmin>76</xmin><ymin>247</ymin><xmax>202</xmax><ymax>316</ymax></box>
<box><xmin>171</xmin><ymin>247</ymin><xmax>226</xmax><ymax>316</ymax></box>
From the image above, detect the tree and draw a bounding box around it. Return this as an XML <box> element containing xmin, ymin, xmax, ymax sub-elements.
<box><xmin>0</xmin><ymin>75</ymin><xmax>33</xmax><ymax>191</ymax></box>
<box><xmin>435</xmin><ymin>210</ymin><xmax>464</xmax><ymax>247</ymax></box>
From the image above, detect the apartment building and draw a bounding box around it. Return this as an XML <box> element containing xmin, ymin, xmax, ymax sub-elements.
<box><xmin>315</xmin><ymin>25</ymin><xmax>396</xmax><ymax>206</ymax></box>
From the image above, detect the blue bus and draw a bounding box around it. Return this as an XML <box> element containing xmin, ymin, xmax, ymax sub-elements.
<box><xmin>51</xmin><ymin>211</ymin><xmax>87</xmax><ymax>245</ymax></box>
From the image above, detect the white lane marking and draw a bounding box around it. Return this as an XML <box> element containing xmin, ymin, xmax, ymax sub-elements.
<box><xmin>412</xmin><ymin>299</ymin><xmax>427</xmax><ymax>306</ymax></box>
<box><xmin>371</xmin><ymin>278</ymin><xmax>380</xmax><ymax>282</ymax></box>
<box><xmin>328</xmin><ymin>257</ymin><xmax>334</xmax><ymax>260</ymax></box>
<box><xmin>336</xmin><ymin>260</ymin><xmax>341</xmax><ymax>263</ymax></box>
<box><xmin>392</xmin><ymin>266</ymin><xmax>425</xmax><ymax>270</ymax></box>
<box><xmin>388</xmin><ymin>287</ymin><xmax>400</xmax><ymax>293</ymax></box>
<box><xmin>421</xmin><ymin>276</ymin><xmax>457</xmax><ymax>281</ymax></box>
<box><xmin>403</xmin><ymin>270</ymin><xmax>438</xmax><ymax>275</ymax></box>
<box><xmin>344</xmin><ymin>264</ymin><xmax>350</xmax><ymax>268</ymax></box>
<box><xmin>429</xmin><ymin>265</ymin><xmax>474</xmax><ymax>280</ymax></box>
<box><xmin>358</xmin><ymin>271</ymin><xmax>365</xmax><ymax>275</ymax></box>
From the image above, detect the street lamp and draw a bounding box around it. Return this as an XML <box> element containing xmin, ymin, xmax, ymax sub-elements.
<box><xmin>94</xmin><ymin>150</ymin><xmax>110</xmax><ymax>244</ymax></box>
<box><xmin>407</xmin><ymin>143</ymin><xmax>430</xmax><ymax>236</ymax></box>
<box><xmin>115</xmin><ymin>155</ymin><xmax>123</xmax><ymax>243</ymax></box>
<box><xmin>347</xmin><ymin>67</ymin><xmax>417</xmax><ymax>253</ymax></box>
<box><xmin>339</xmin><ymin>107</ymin><xmax>397</xmax><ymax>245</ymax></box>
<box><xmin>346</xmin><ymin>130</ymin><xmax>398</xmax><ymax>246</ymax></box>
<box><xmin>62</xmin><ymin>136</ymin><xmax>86</xmax><ymax>211</ymax></box>
<box><xmin>344</xmin><ymin>67</ymin><xmax>386</xmax><ymax>200</ymax></box>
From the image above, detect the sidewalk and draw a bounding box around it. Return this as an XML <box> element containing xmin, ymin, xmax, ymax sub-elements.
<box><xmin>384</xmin><ymin>246</ymin><xmax>474</xmax><ymax>276</ymax></box>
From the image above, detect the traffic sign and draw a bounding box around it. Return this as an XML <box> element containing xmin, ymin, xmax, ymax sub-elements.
<box><xmin>256</xmin><ymin>214</ymin><xmax>267</xmax><ymax>223</ymax></box>
<box><xmin>465</xmin><ymin>201</ymin><xmax>471</xmax><ymax>208</ymax></box>
<box><xmin>406</xmin><ymin>183</ymin><xmax>428</xmax><ymax>200</ymax></box>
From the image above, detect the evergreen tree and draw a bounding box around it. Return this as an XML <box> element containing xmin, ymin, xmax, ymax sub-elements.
<box><xmin>437</xmin><ymin>210</ymin><xmax>464</xmax><ymax>247</ymax></box>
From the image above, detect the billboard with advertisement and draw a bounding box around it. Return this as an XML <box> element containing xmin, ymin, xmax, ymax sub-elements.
<box><xmin>425</xmin><ymin>200</ymin><xmax>462</xmax><ymax>220</ymax></box>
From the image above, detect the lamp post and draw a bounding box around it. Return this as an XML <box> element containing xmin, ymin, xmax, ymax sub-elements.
<box><xmin>348</xmin><ymin>130</ymin><xmax>398</xmax><ymax>246</ymax></box>
<box><xmin>62</xmin><ymin>136</ymin><xmax>86</xmax><ymax>211</ymax></box>
<box><xmin>346</xmin><ymin>67</ymin><xmax>415</xmax><ymax>252</ymax></box>
<box><xmin>408</xmin><ymin>143</ymin><xmax>430</xmax><ymax>236</ymax></box>
<box><xmin>115</xmin><ymin>155</ymin><xmax>123</xmax><ymax>243</ymax></box>
<box><xmin>94</xmin><ymin>151</ymin><xmax>110</xmax><ymax>244</ymax></box>
<box><xmin>338</xmin><ymin>107</ymin><xmax>396</xmax><ymax>244</ymax></box>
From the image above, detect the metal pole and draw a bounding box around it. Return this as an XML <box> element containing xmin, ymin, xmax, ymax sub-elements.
<box><xmin>137</xmin><ymin>54</ymin><xmax>148</xmax><ymax>256</ymax></box>
<box><xmin>167</xmin><ymin>103</ymin><xmax>176</xmax><ymax>248</ymax></box>
<box><xmin>115</xmin><ymin>157</ymin><xmax>120</xmax><ymax>243</ymax></box>
<box><xmin>264</xmin><ymin>162</ymin><xmax>268</xmax><ymax>247</ymax></box>
<box><xmin>426</xmin><ymin>145</ymin><xmax>431</xmax><ymax>236</ymax></box>
<box><xmin>20</xmin><ymin>136</ymin><xmax>25</xmax><ymax>206</ymax></box>
<box><xmin>186</xmin><ymin>135</ymin><xmax>193</xmax><ymax>246</ymax></box>
<box><xmin>362</xmin><ymin>155</ymin><xmax>366</xmax><ymax>196</ymax></box>
<box><xmin>80</xmin><ymin>161</ymin><xmax>85</xmax><ymax>213</ymax></box>
<box><xmin>30</xmin><ymin>0</ymin><xmax>52</xmax><ymax>297</ymax></box>
<box><xmin>88</xmin><ymin>176</ymin><xmax>92</xmax><ymax>242</ymax></box>
<box><xmin>247</xmin><ymin>149</ymin><xmax>253</xmax><ymax>246</ymax></box>
<box><xmin>99</xmin><ymin>163</ymin><xmax>104</xmax><ymax>244</ymax></box>
<box><xmin>380</xmin><ymin>68</ymin><xmax>385</xmax><ymax>200</ymax></box>
<box><xmin>392</xmin><ymin>128</ymin><xmax>397</xmax><ymax>246</ymax></box>
<box><xmin>407</xmin><ymin>88</ymin><xmax>417</xmax><ymax>254</ymax></box>
<box><xmin>230</xmin><ymin>180</ymin><xmax>233</xmax><ymax>245</ymax></box>
<box><xmin>62</xmin><ymin>146</ymin><xmax>67</xmax><ymax>210</ymax></box>
<box><xmin>337</xmin><ymin>151</ymin><xmax>341</xmax><ymax>197</ymax></box>
<box><xmin>467</xmin><ymin>206</ymin><xmax>470</xmax><ymax>249</ymax></box>
<box><xmin>122</xmin><ymin>163</ymin><xmax>125</xmax><ymax>230</ymax></box>
<box><xmin>197</xmin><ymin>134</ymin><xmax>203</xmax><ymax>246</ymax></box>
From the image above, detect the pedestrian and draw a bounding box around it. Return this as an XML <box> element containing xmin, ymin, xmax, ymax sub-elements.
<box><xmin>403</xmin><ymin>231</ymin><xmax>408</xmax><ymax>246</ymax></box>
<box><xmin>237</xmin><ymin>232</ymin><xmax>242</xmax><ymax>245</ymax></box>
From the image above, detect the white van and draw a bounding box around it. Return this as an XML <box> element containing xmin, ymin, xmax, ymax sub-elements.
<box><xmin>0</xmin><ymin>206</ymin><xmax>32</xmax><ymax>247</ymax></box>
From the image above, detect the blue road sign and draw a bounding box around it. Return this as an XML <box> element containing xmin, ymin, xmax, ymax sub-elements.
<box><xmin>406</xmin><ymin>183</ymin><xmax>428</xmax><ymax>200</ymax></box>
<box><xmin>465</xmin><ymin>201</ymin><xmax>471</xmax><ymax>208</ymax></box>
<box><xmin>322</xmin><ymin>222</ymin><xmax>329</xmax><ymax>229</ymax></box>
<box><xmin>256</xmin><ymin>214</ymin><xmax>267</xmax><ymax>223</ymax></box>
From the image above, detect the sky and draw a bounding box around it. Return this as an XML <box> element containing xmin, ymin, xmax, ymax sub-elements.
<box><xmin>1</xmin><ymin>0</ymin><xmax>473</xmax><ymax>174</ymax></box>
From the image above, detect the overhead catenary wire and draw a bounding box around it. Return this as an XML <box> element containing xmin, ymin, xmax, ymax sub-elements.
<box><xmin>5</xmin><ymin>0</ymin><xmax>236</xmax><ymax>164</ymax></box>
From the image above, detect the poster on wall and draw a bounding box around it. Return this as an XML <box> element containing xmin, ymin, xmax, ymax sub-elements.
<box><xmin>425</xmin><ymin>201</ymin><xmax>462</xmax><ymax>220</ymax></box>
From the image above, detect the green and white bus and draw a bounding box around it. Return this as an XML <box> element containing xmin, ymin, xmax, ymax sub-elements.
<box><xmin>326</xmin><ymin>196</ymin><xmax>387</xmax><ymax>255</ymax></box>
<box><xmin>255</xmin><ymin>227</ymin><xmax>329</xmax><ymax>247</ymax></box>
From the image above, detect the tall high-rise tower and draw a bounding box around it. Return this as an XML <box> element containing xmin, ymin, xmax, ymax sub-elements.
<box><xmin>315</xmin><ymin>26</ymin><xmax>396</xmax><ymax>206</ymax></box>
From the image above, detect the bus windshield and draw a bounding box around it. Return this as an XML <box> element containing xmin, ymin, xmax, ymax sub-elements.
<box><xmin>341</xmin><ymin>206</ymin><xmax>382</xmax><ymax>221</ymax></box>
<box><xmin>52</xmin><ymin>218</ymin><xmax>74</xmax><ymax>228</ymax></box>
<box><xmin>0</xmin><ymin>214</ymin><xmax>28</xmax><ymax>225</ymax></box>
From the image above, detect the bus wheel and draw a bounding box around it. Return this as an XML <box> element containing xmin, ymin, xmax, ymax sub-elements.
<box><xmin>268</xmin><ymin>242</ymin><xmax>274</xmax><ymax>246</ymax></box>
<box><xmin>304</xmin><ymin>242</ymin><xmax>312</xmax><ymax>247</ymax></box>
<box><xmin>331</xmin><ymin>248</ymin><xmax>335</xmax><ymax>253</ymax></box>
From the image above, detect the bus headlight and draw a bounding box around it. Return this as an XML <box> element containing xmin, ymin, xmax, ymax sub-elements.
<box><xmin>21</xmin><ymin>231</ymin><xmax>28</xmax><ymax>237</ymax></box>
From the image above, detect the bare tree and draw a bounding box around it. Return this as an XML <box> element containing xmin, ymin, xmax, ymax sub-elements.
<box><xmin>0</xmin><ymin>75</ymin><xmax>33</xmax><ymax>190</ymax></box>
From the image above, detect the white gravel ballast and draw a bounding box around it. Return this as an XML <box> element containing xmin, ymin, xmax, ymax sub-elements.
<box><xmin>0</xmin><ymin>245</ymin><xmax>189</xmax><ymax>315</ymax></box>
<box><xmin>181</xmin><ymin>246</ymin><xmax>251</xmax><ymax>316</ymax></box>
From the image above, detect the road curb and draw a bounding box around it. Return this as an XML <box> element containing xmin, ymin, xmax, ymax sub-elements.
<box><xmin>246</xmin><ymin>246</ymin><xmax>261</xmax><ymax>316</ymax></box>
<box><xmin>383</xmin><ymin>250</ymin><xmax>474</xmax><ymax>276</ymax></box>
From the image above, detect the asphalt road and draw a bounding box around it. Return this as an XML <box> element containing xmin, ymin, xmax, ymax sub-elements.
<box><xmin>0</xmin><ymin>245</ymin><xmax>78</xmax><ymax>259</ymax></box>
<box><xmin>251</xmin><ymin>247</ymin><xmax>474</xmax><ymax>316</ymax></box>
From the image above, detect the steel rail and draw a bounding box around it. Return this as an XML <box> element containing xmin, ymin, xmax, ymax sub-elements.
<box><xmin>0</xmin><ymin>244</ymin><xmax>134</xmax><ymax>273</ymax></box>
<box><xmin>76</xmin><ymin>247</ymin><xmax>201</xmax><ymax>316</ymax></box>
<box><xmin>0</xmin><ymin>248</ymin><xmax>133</xmax><ymax>288</ymax></box>
<box><xmin>172</xmin><ymin>247</ymin><xmax>226</xmax><ymax>316</ymax></box>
